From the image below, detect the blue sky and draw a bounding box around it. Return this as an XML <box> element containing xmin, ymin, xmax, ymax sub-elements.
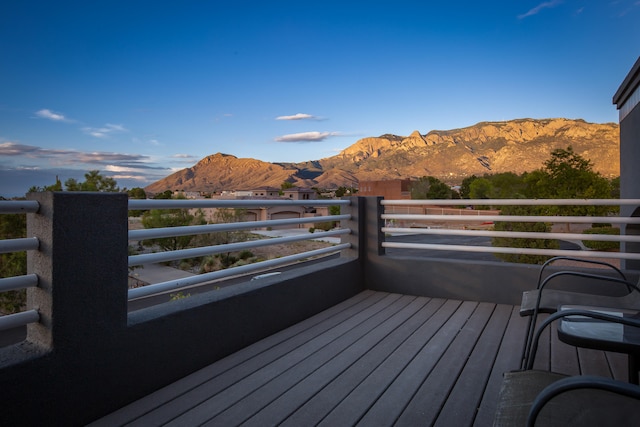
<box><xmin>1</xmin><ymin>1</ymin><xmax>639</xmax><ymax>197</ymax></box>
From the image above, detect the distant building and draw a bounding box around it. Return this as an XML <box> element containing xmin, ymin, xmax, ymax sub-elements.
<box><xmin>358</xmin><ymin>179</ymin><xmax>412</xmax><ymax>200</ymax></box>
<box><xmin>250</xmin><ymin>187</ymin><xmax>280</xmax><ymax>197</ymax></box>
<box><xmin>282</xmin><ymin>187</ymin><xmax>316</xmax><ymax>200</ymax></box>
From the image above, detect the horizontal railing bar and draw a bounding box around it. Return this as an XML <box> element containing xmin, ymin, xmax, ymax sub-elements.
<box><xmin>0</xmin><ymin>237</ymin><xmax>39</xmax><ymax>254</ymax></box>
<box><xmin>0</xmin><ymin>309</ymin><xmax>39</xmax><ymax>331</ymax></box>
<box><xmin>129</xmin><ymin>228</ymin><xmax>349</xmax><ymax>266</ymax></box>
<box><xmin>0</xmin><ymin>200</ymin><xmax>40</xmax><ymax>214</ymax></box>
<box><xmin>381</xmin><ymin>242</ymin><xmax>640</xmax><ymax>260</ymax></box>
<box><xmin>381</xmin><ymin>199</ymin><xmax>640</xmax><ymax>206</ymax></box>
<box><xmin>128</xmin><ymin>243</ymin><xmax>350</xmax><ymax>299</ymax></box>
<box><xmin>129</xmin><ymin>215</ymin><xmax>351</xmax><ymax>241</ymax></box>
<box><xmin>128</xmin><ymin>199</ymin><xmax>350</xmax><ymax>210</ymax></box>
<box><xmin>382</xmin><ymin>227</ymin><xmax>640</xmax><ymax>243</ymax></box>
<box><xmin>0</xmin><ymin>274</ymin><xmax>38</xmax><ymax>292</ymax></box>
<box><xmin>381</xmin><ymin>214</ymin><xmax>640</xmax><ymax>224</ymax></box>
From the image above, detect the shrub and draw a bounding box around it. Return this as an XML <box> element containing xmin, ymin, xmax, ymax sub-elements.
<box><xmin>582</xmin><ymin>227</ymin><xmax>620</xmax><ymax>251</ymax></box>
<box><xmin>315</xmin><ymin>221</ymin><xmax>334</xmax><ymax>231</ymax></box>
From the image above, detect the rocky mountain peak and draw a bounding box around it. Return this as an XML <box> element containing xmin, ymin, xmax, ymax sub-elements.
<box><xmin>145</xmin><ymin>118</ymin><xmax>619</xmax><ymax>194</ymax></box>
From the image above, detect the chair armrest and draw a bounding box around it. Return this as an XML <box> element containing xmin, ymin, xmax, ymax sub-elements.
<box><xmin>536</xmin><ymin>256</ymin><xmax>626</xmax><ymax>289</ymax></box>
<box><xmin>537</xmin><ymin>271</ymin><xmax>638</xmax><ymax>296</ymax></box>
<box><xmin>525</xmin><ymin>309</ymin><xmax>640</xmax><ymax>370</ymax></box>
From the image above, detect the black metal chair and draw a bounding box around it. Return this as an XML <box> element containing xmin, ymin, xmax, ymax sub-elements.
<box><xmin>520</xmin><ymin>256</ymin><xmax>629</xmax><ymax>316</ymax></box>
<box><xmin>519</xmin><ymin>256</ymin><xmax>640</xmax><ymax>369</ymax></box>
<box><xmin>494</xmin><ymin>309</ymin><xmax>640</xmax><ymax>426</ymax></box>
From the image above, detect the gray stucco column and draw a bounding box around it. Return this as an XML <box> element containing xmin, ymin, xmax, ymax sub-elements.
<box><xmin>613</xmin><ymin>56</ymin><xmax>640</xmax><ymax>270</ymax></box>
<box><xmin>26</xmin><ymin>191</ymin><xmax>129</xmax><ymax>350</ymax></box>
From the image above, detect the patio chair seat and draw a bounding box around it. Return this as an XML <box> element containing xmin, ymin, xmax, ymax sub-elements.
<box><xmin>494</xmin><ymin>370</ymin><xmax>640</xmax><ymax>426</ymax></box>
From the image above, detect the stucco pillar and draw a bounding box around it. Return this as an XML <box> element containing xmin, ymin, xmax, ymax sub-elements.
<box><xmin>26</xmin><ymin>192</ymin><xmax>129</xmax><ymax>350</ymax></box>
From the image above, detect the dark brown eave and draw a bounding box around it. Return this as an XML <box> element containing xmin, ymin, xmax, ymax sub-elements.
<box><xmin>613</xmin><ymin>56</ymin><xmax>640</xmax><ymax>108</ymax></box>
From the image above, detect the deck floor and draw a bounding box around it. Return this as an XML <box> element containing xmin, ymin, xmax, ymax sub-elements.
<box><xmin>91</xmin><ymin>290</ymin><xmax>628</xmax><ymax>426</ymax></box>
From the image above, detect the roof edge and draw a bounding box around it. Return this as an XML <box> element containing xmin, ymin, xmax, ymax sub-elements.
<box><xmin>613</xmin><ymin>56</ymin><xmax>640</xmax><ymax>108</ymax></box>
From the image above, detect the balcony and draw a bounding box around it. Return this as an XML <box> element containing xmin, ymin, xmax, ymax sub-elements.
<box><xmin>1</xmin><ymin>193</ymin><xmax>638</xmax><ymax>425</ymax></box>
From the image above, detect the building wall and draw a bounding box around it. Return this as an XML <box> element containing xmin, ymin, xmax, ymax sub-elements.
<box><xmin>615</xmin><ymin>56</ymin><xmax>640</xmax><ymax>270</ymax></box>
<box><xmin>358</xmin><ymin>179</ymin><xmax>412</xmax><ymax>200</ymax></box>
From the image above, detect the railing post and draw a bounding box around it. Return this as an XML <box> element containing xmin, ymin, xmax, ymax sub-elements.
<box><xmin>368</xmin><ymin>196</ymin><xmax>385</xmax><ymax>257</ymax></box>
<box><xmin>26</xmin><ymin>192</ymin><xmax>129</xmax><ymax>350</ymax></box>
<box><xmin>341</xmin><ymin>196</ymin><xmax>385</xmax><ymax>261</ymax></box>
<box><xmin>341</xmin><ymin>196</ymin><xmax>362</xmax><ymax>260</ymax></box>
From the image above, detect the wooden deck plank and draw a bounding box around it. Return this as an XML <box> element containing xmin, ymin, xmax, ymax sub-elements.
<box><xmin>90</xmin><ymin>290</ymin><xmax>631</xmax><ymax>427</ymax></box>
<box><xmin>162</xmin><ymin>293</ymin><xmax>407</xmax><ymax>426</ymax></box>
<box><xmin>474</xmin><ymin>306</ymin><xmax>528</xmax><ymax>427</ymax></box>
<box><xmin>348</xmin><ymin>301</ymin><xmax>479</xmax><ymax>427</ymax></box>
<box><xmin>240</xmin><ymin>296</ymin><xmax>433</xmax><ymax>427</ymax></box>
<box><xmin>279</xmin><ymin>297</ymin><xmax>448</xmax><ymax>427</ymax></box>
<box><xmin>91</xmin><ymin>290</ymin><xmax>381</xmax><ymax>427</ymax></box>
<box><xmin>125</xmin><ymin>291</ymin><xmax>395</xmax><ymax>427</ymax></box>
<box><xmin>577</xmin><ymin>347</ymin><xmax>615</xmax><ymax>378</ymax></box>
<box><xmin>607</xmin><ymin>351</ymin><xmax>630</xmax><ymax>381</ymax></box>
<box><xmin>315</xmin><ymin>299</ymin><xmax>466</xmax><ymax>427</ymax></box>
<box><xmin>434</xmin><ymin>303</ymin><xmax>514</xmax><ymax>427</ymax></box>
<box><xmin>396</xmin><ymin>302</ymin><xmax>498</xmax><ymax>426</ymax></box>
<box><xmin>532</xmin><ymin>313</ymin><xmax>551</xmax><ymax>370</ymax></box>
<box><xmin>550</xmin><ymin>320</ymin><xmax>581</xmax><ymax>375</ymax></box>
<box><xmin>205</xmin><ymin>295</ymin><xmax>419</xmax><ymax>426</ymax></box>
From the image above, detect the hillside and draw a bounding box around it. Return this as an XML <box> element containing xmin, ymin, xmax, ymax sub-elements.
<box><xmin>144</xmin><ymin>118</ymin><xmax>620</xmax><ymax>193</ymax></box>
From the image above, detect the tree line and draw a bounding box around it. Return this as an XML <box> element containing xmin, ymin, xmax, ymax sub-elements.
<box><xmin>409</xmin><ymin>147</ymin><xmax>619</xmax><ymax>264</ymax></box>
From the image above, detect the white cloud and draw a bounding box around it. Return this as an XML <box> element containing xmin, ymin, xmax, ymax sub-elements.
<box><xmin>275</xmin><ymin>131</ymin><xmax>341</xmax><ymax>142</ymax></box>
<box><xmin>35</xmin><ymin>109</ymin><xmax>70</xmax><ymax>122</ymax></box>
<box><xmin>518</xmin><ymin>0</ymin><xmax>562</xmax><ymax>19</ymax></box>
<box><xmin>276</xmin><ymin>113</ymin><xmax>318</xmax><ymax>121</ymax></box>
<box><xmin>83</xmin><ymin>123</ymin><xmax>128</xmax><ymax>138</ymax></box>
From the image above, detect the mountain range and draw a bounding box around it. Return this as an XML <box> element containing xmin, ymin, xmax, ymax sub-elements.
<box><xmin>145</xmin><ymin>118</ymin><xmax>620</xmax><ymax>193</ymax></box>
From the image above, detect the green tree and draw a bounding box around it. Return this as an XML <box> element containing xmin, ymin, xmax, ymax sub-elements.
<box><xmin>28</xmin><ymin>171</ymin><xmax>119</xmax><ymax>194</ymax></box>
<box><xmin>65</xmin><ymin>170</ymin><xmax>120</xmax><ymax>192</ymax></box>
<box><xmin>493</xmin><ymin>147</ymin><xmax>612</xmax><ymax>264</ymax></box>
<box><xmin>141</xmin><ymin>208</ymin><xmax>205</xmax><ymax>252</ymax></box>
<box><xmin>27</xmin><ymin>176</ymin><xmax>63</xmax><ymax>193</ymax></box>
<box><xmin>523</xmin><ymin>146</ymin><xmax>613</xmax><ymax>216</ymax></box>
<box><xmin>610</xmin><ymin>176</ymin><xmax>620</xmax><ymax>199</ymax></box>
<box><xmin>334</xmin><ymin>186</ymin><xmax>347</xmax><ymax>197</ymax></box>
<box><xmin>410</xmin><ymin>176</ymin><xmax>452</xmax><ymax>199</ymax></box>
<box><xmin>128</xmin><ymin>187</ymin><xmax>147</xmax><ymax>199</ymax></box>
<box><xmin>469</xmin><ymin>178</ymin><xmax>492</xmax><ymax>199</ymax></box>
<box><xmin>488</xmin><ymin>172</ymin><xmax>526</xmax><ymax>199</ymax></box>
<box><xmin>492</xmin><ymin>204</ymin><xmax>559</xmax><ymax>265</ymax></box>
<box><xmin>206</xmin><ymin>208</ymin><xmax>248</xmax><ymax>268</ymax></box>
<box><xmin>127</xmin><ymin>187</ymin><xmax>148</xmax><ymax>217</ymax></box>
<box><xmin>153</xmin><ymin>190</ymin><xmax>174</xmax><ymax>199</ymax></box>
<box><xmin>0</xmin><ymin>211</ymin><xmax>27</xmax><ymax>314</ymax></box>
<box><xmin>459</xmin><ymin>175</ymin><xmax>478</xmax><ymax>199</ymax></box>
<box><xmin>279</xmin><ymin>181</ymin><xmax>294</xmax><ymax>196</ymax></box>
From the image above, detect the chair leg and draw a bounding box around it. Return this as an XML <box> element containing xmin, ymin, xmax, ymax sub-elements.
<box><xmin>521</xmin><ymin>315</ymin><xmax>534</xmax><ymax>369</ymax></box>
<box><xmin>629</xmin><ymin>355</ymin><xmax>639</xmax><ymax>385</ymax></box>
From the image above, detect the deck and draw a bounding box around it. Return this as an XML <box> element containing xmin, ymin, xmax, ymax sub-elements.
<box><xmin>90</xmin><ymin>290</ymin><xmax>628</xmax><ymax>426</ymax></box>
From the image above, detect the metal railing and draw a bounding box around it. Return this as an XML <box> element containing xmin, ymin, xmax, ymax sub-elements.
<box><xmin>127</xmin><ymin>198</ymin><xmax>352</xmax><ymax>299</ymax></box>
<box><xmin>0</xmin><ymin>197</ymin><xmax>353</xmax><ymax>328</ymax></box>
<box><xmin>381</xmin><ymin>199</ymin><xmax>640</xmax><ymax>261</ymax></box>
<box><xmin>0</xmin><ymin>200</ymin><xmax>41</xmax><ymax>331</ymax></box>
